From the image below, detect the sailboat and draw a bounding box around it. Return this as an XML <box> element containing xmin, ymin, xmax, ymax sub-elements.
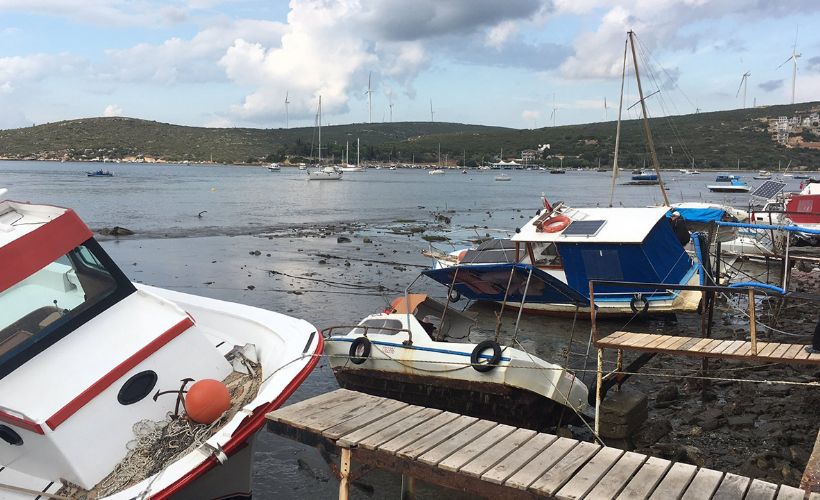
<box><xmin>308</xmin><ymin>96</ymin><xmax>342</xmax><ymax>181</ymax></box>
<box><xmin>338</xmin><ymin>139</ymin><xmax>364</xmax><ymax>172</ymax></box>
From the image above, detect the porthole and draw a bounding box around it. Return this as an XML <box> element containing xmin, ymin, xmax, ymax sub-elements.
<box><xmin>117</xmin><ymin>370</ymin><xmax>158</xmax><ymax>405</ymax></box>
<box><xmin>0</xmin><ymin>425</ymin><xmax>23</xmax><ymax>446</ymax></box>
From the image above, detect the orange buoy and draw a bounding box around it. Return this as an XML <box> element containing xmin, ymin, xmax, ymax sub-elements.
<box><xmin>184</xmin><ymin>379</ymin><xmax>231</xmax><ymax>424</ymax></box>
<box><xmin>541</xmin><ymin>215</ymin><xmax>571</xmax><ymax>233</ymax></box>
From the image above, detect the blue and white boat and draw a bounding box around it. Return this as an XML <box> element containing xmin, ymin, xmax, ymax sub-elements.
<box><xmin>86</xmin><ymin>170</ymin><xmax>113</xmax><ymax>177</ymax></box>
<box><xmin>715</xmin><ymin>173</ymin><xmax>740</xmax><ymax>182</ymax></box>
<box><xmin>708</xmin><ymin>178</ymin><xmax>750</xmax><ymax>193</ymax></box>
<box><xmin>631</xmin><ymin>171</ymin><xmax>658</xmax><ymax>181</ymax></box>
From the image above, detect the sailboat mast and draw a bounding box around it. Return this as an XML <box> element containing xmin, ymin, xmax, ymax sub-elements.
<box><xmin>628</xmin><ymin>31</ymin><xmax>669</xmax><ymax>206</ymax></box>
<box><xmin>609</xmin><ymin>37</ymin><xmax>628</xmax><ymax>208</ymax></box>
<box><xmin>318</xmin><ymin>95</ymin><xmax>322</xmax><ymax>163</ymax></box>
<box><xmin>357</xmin><ymin>138</ymin><xmax>360</xmax><ymax>166</ymax></box>
<box><xmin>346</xmin><ymin>141</ymin><xmax>349</xmax><ymax>165</ymax></box>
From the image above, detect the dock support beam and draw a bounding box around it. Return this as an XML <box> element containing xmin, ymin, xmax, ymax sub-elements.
<box><xmin>749</xmin><ymin>288</ymin><xmax>758</xmax><ymax>356</ymax></box>
<box><xmin>595</xmin><ymin>347</ymin><xmax>603</xmax><ymax>436</ymax></box>
<box><xmin>339</xmin><ymin>447</ymin><xmax>351</xmax><ymax>500</ymax></box>
<box><xmin>401</xmin><ymin>475</ymin><xmax>416</xmax><ymax>499</ymax></box>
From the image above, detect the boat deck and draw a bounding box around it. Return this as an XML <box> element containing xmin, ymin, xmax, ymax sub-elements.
<box><xmin>596</xmin><ymin>331</ymin><xmax>820</xmax><ymax>365</ymax></box>
<box><xmin>265</xmin><ymin>388</ymin><xmax>809</xmax><ymax>499</ymax></box>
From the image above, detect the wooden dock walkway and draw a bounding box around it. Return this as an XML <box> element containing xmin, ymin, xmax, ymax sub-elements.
<box><xmin>266</xmin><ymin>389</ymin><xmax>811</xmax><ymax>499</ymax></box>
<box><xmin>596</xmin><ymin>331</ymin><xmax>820</xmax><ymax>365</ymax></box>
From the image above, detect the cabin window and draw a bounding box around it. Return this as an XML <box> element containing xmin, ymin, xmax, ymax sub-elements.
<box><xmin>352</xmin><ymin>319</ymin><xmax>404</xmax><ymax>336</ymax></box>
<box><xmin>531</xmin><ymin>242</ymin><xmax>562</xmax><ymax>267</ymax></box>
<box><xmin>0</xmin><ymin>240</ymin><xmax>135</xmax><ymax>378</ymax></box>
<box><xmin>581</xmin><ymin>249</ymin><xmax>624</xmax><ymax>281</ymax></box>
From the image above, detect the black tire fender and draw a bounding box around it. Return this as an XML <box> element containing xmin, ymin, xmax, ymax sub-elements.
<box><xmin>449</xmin><ymin>288</ymin><xmax>462</xmax><ymax>303</ymax></box>
<box><xmin>630</xmin><ymin>294</ymin><xmax>650</xmax><ymax>315</ymax></box>
<box><xmin>349</xmin><ymin>337</ymin><xmax>371</xmax><ymax>365</ymax></box>
<box><xmin>470</xmin><ymin>340</ymin><xmax>502</xmax><ymax>372</ymax></box>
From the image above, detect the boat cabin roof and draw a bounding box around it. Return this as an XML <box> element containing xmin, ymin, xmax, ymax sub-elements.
<box><xmin>0</xmin><ymin>201</ymin><xmax>73</xmax><ymax>248</ymax></box>
<box><xmin>513</xmin><ymin>206</ymin><xmax>670</xmax><ymax>244</ymax></box>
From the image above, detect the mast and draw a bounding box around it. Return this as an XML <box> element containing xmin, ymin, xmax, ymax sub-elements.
<box><xmin>357</xmin><ymin>138</ymin><xmax>360</xmax><ymax>166</ymax></box>
<box><xmin>345</xmin><ymin>141</ymin><xmax>349</xmax><ymax>165</ymax></box>
<box><xmin>628</xmin><ymin>31</ymin><xmax>669</xmax><ymax>206</ymax></box>
<box><xmin>609</xmin><ymin>37</ymin><xmax>628</xmax><ymax>207</ymax></box>
<box><xmin>318</xmin><ymin>95</ymin><xmax>322</xmax><ymax>163</ymax></box>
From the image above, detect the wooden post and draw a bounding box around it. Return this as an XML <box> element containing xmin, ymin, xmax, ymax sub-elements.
<box><xmin>595</xmin><ymin>347</ymin><xmax>603</xmax><ymax>437</ymax></box>
<box><xmin>339</xmin><ymin>447</ymin><xmax>351</xmax><ymax>500</ymax></box>
<box><xmin>589</xmin><ymin>281</ymin><xmax>597</xmax><ymax>343</ymax></box>
<box><xmin>749</xmin><ymin>288</ymin><xmax>757</xmax><ymax>356</ymax></box>
<box><xmin>401</xmin><ymin>475</ymin><xmax>416</xmax><ymax>499</ymax></box>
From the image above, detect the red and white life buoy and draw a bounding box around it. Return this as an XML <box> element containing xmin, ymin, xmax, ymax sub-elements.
<box><xmin>541</xmin><ymin>215</ymin><xmax>571</xmax><ymax>233</ymax></box>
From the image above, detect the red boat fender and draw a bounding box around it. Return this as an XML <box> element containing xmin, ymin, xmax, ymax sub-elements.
<box><xmin>185</xmin><ymin>379</ymin><xmax>231</xmax><ymax>424</ymax></box>
<box><xmin>541</xmin><ymin>215</ymin><xmax>571</xmax><ymax>233</ymax></box>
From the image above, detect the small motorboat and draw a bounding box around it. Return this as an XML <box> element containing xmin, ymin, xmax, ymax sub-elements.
<box><xmin>87</xmin><ymin>170</ymin><xmax>113</xmax><ymax>177</ymax></box>
<box><xmin>715</xmin><ymin>173</ymin><xmax>740</xmax><ymax>182</ymax></box>
<box><xmin>495</xmin><ymin>173</ymin><xmax>511</xmax><ymax>181</ymax></box>
<box><xmin>753</xmin><ymin>170</ymin><xmax>771</xmax><ymax>180</ymax></box>
<box><xmin>323</xmin><ymin>292</ymin><xmax>590</xmax><ymax>430</ymax></box>
<box><xmin>708</xmin><ymin>178</ymin><xmax>750</xmax><ymax>193</ymax></box>
<box><xmin>267</xmin><ymin>163</ymin><xmax>281</xmax><ymax>171</ymax></box>
<box><xmin>338</xmin><ymin>164</ymin><xmax>365</xmax><ymax>172</ymax></box>
<box><xmin>549</xmin><ymin>168</ymin><xmax>566</xmax><ymax>174</ymax></box>
<box><xmin>0</xmin><ymin>194</ymin><xmax>322</xmax><ymax>498</ymax></box>
<box><xmin>428</xmin><ymin>169</ymin><xmax>445</xmax><ymax>175</ymax></box>
<box><xmin>308</xmin><ymin>165</ymin><xmax>342</xmax><ymax>180</ymax></box>
<box><xmin>631</xmin><ymin>171</ymin><xmax>658</xmax><ymax>181</ymax></box>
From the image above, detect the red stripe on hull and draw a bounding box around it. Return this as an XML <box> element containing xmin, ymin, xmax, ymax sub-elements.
<box><xmin>0</xmin><ymin>409</ymin><xmax>44</xmax><ymax>435</ymax></box>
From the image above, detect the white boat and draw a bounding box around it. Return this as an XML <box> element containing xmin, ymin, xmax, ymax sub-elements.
<box><xmin>323</xmin><ymin>294</ymin><xmax>590</xmax><ymax>429</ymax></box>
<box><xmin>0</xmin><ymin>195</ymin><xmax>322</xmax><ymax>498</ymax></box>
<box><xmin>267</xmin><ymin>163</ymin><xmax>281</xmax><ymax>171</ymax></box>
<box><xmin>306</xmin><ymin>96</ymin><xmax>342</xmax><ymax>181</ymax></box>
<box><xmin>707</xmin><ymin>179</ymin><xmax>750</xmax><ymax>193</ymax></box>
<box><xmin>428</xmin><ymin>169</ymin><xmax>445</xmax><ymax>175</ymax></box>
<box><xmin>337</xmin><ymin>165</ymin><xmax>364</xmax><ymax>172</ymax></box>
<box><xmin>495</xmin><ymin>173</ymin><xmax>511</xmax><ymax>181</ymax></box>
<box><xmin>753</xmin><ymin>171</ymin><xmax>772</xmax><ymax>180</ymax></box>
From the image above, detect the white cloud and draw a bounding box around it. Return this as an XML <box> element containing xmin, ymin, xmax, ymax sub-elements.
<box><xmin>0</xmin><ymin>0</ymin><xmax>199</xmax><ymax>26</ymax></box>
<box><xmin>0</xmin><ymin>53</ymin><xmax>84</xmax><ymax>89</ymax></box>
<box><xmin>486</xmin><ymin>21</ymin><xmax>518</xmax><ymax>49</ymax></box>
<box><xmin>103</xmin><ymin>104</ymin><xmax>123</xmax><ymax>117</ymax></box>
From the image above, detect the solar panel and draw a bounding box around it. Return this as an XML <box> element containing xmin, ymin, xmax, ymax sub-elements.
<box><xmin>750</xmin><ymin>180</ymin><xmax>786</xmax><ymax>200</ymax></box>
<box><xmin>562</xmin><ymin>219</ymin><xmax>606</xmax><ymax>236</ymax></box>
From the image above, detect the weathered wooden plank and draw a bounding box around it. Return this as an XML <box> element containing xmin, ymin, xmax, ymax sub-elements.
<box><xmin>757</xmin><ymin>343</ymin><xmax>781</xmax><ymax>358</ymax></box>
<box><xmin>528</xmin><ymin>441</ymin><xmax>601</xmax><ymax>496</ymax></box>
<box><xmin>586</xmin><ymin>452</ymin><xmax>647</xmax><ymax>500</ymax></box>
<box><xmin>616</xmin><ymin>333</ymin><xmax>642</xmax><ymax>347</ymax></box>
<box><xmin>744</xmin><ymin>478</ymin><xmax>778</xmax><ymax>500</ymax></box>
<box><xmin>482</xmin><ymin>433</ymin><xmax>557</xmax><ymax>485</ymax></box>
<box><xmin>616</xmin><ymin>456</ymin><xmax>672</xmax><ymax>500</ymax></box>
<box><xmin>337</xmin><ymin>404</ymin><xmax>425</xmax><ymax>448</ymax></box>
<box><xmin>648</xmin><ymin>462</ymin><xmax>697</xmax><ymax>499</ymax></box>
<box><xmin>417</xmin><ymin>419</ymin><xmax>498</xmax><ymax>466</ymax></box>
<box><xmin>664</xmin><ymin>337</ymin><xmax>693</xmax><ymax>351</ymax></box>
<box><xmin>397</xmin><ymin>414</ymin><xmax>478</xmax><ymax>460</ymax></box>
<box><xmin>783</xmin><ymin>343</ymin><xmax>804</xmax><ymax>360</ymax></box>
<box><xmin>634</xmin><ymin>334</ymin><xmax>664</xmax><ymax>348</ymax></box>
<box><xmin>680</xmin><ymin>468</ymin><xmax>724</xmax><ymax>500</ymax></box>
<box><xmin>724</xmin><ymin>340</ymin><xmax>750</xmax><ymax>356</ymax></box>
<box><xmin>643</xmin><ymin>335</ymin><xmax>673</xmax><ymax>349</ymax></box>
<box><xmin>357</xmin><ymin>407</ymin><xmax>442</xmax><ymax>450</ymax></box>
<box><xmin>712</xmin><ymin>472</ymin><xmax>750</xmax><ymax>500</ymax></box>
<box><xmin>266</xmin><ymin>389</ymin><xmax>358</xmax><ymax>423</ymax></box>
<box><xmin>807</xmin><ymin>351</ymin><xmax>820</xmax><ymax>362</ymax></box>
<box><xmin>604</xmin><ymin>331</ymin><xmax>631</xmax><ymax>342</ymax></box>
<box><xmin>380</xmin><ymin>411</ymin><xmax>461</xmax><ymax>454</ymax></box>
<box><xmin>288</xmin><ymin>392</ymin><xmax>384</xmax><ymax>431</ymax></box>
<box><xmin>716</xmin><ymin>340</ymin><xmax>745</xmax><ymax>355</ymax></box>
<box><xmin>770</xmin><ymin>343</ymin><xmax>791</xmax><ymax>359</ymax></box>
<box><xmin>688</xmin><ymin>338</ymin><xmax>715</xmax><ymax>353</ymax></box>
<box><xmin>506</xmin><ymin>437</ymin><xmax>579</xmax><ymax>490</ymax></box>
<box><xmin>657</xmin><ymin>336</ymin><xmax>684</xmax><ymax>350</ymax></box>
<box><xmin>555</xmin><ymin>446</ymin><xmax>624</xmax><ymax>500</ymax></box>
<box><xmin>460</xmin><ymin>428</ymin><xmax>537</xmax><ymax>477</ymax></box>
<box><xmin>677</xmin><ymin>337</ymin><xmax>702</xmax><ymax>352</ymax></box>
<box><xmin>734</xmin><ymin>343</ymin><xmax>753</xmax><ymax>357</ymax></box>
<box><xmin>694</xmin><ymin>338</ymin><xmax>722</xmax><ymax>353</ymax></box>
<box><xmin>323</xmin><ymin>398</ymin><xmax>408</xmax><ymax>440</ymax></box>
<box><xmin>776</xmin><ymin>484</ymin><xmax>808</xmax><ymax>499</ymax></box>
<box><xmin>793</xmin><ymin>346</ymin><xmax>812</xmax><ymax>361</ymax></box>
<box><xmin>438</xmin><ymin>423</ymin><xmax>516</xmax><ymax>472</ymax></box>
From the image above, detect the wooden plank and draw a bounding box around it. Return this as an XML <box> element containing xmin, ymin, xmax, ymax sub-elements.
<box><xmin>712</xmin><ymin>472</ymin><xmax>750</xmax><ymax>500</ymax></box>
<box><xmin>688</xmin><ymin>338</ymin><xmax>714</xmax><ymax>353</ymax></box>
<box><xmin>289</xmin><ymin>392</ymin><xmax>384</xmax><ymax>431</ymax></box>
<box><xmin>648</xmin><ymin>462</ymin><xmax>697</xmax><ymax>499</ymax></box>
<box><xmin>657</xmin><ymin>336</ymin><xmax>684</xmax><ymax>350</ymax></box>
<box><xmin>616</xmin><ymin>456</ymin><xmax>672</xmax><ymax>500</ymax></box>
<box><xmin>734</xmin><ymin>343</ymin><xmax>753</xmax><ymax>357</ymax></box>
<box><xmin>677</xmin><ymin>337</ymin><xmax>702</xmax><ymax>352</ymax></box>
<box><xmin>337</xmin><ymin>404</ymin><xmax>425</xmax><ymax>448</ymax></box>
<box><xmin>776</xmin><ymin>484</ymin><xmax>807</xmax><ymax>499</ymax></box>
<box><xmin>744</xmin><ymin>479</ymin><xmax>778</xmax><ymax>500</ymax></box>
<box><xmin>616</xmin><ymin>333</ymin><xmax>642</xmax><ymax>347</ymax></box>
<box><xmin>555</xmin><ymin>446</ymin><xmax>624</xmax><ymax>500</ymax></box>
<box><xmin>757</xmin><ymin>343</ymin><xmax>781</xmax><ymax>358</ymax></box>
<box><xmin>793</xmin><ymin>346</ymin><xmax>812</xmax><ymax>361</ymax></box>
<box><xmin>724</xmin><ymin>340</ymin><xmax>750</xmax><ymax>356</ymax></box>
<box><xmin>438</xmin><ymin>423</ymin><xmax>516</xmax><ymax>472</ymax></box>
<box><xmin>397</xmin><ymin>414</ymin><xmax>478</xmax><ymax>460</ymax></box>
<box><xmin>664</xmin><ymin>336</ymin><xmax>694</xmax><ymax>352</ymax></box>
<box><xmin>783</xmin><ymin>343</ymin><xmax>804</xmax><ymax>360</ymax></box>
<box><xmin>266</xmin><ymin>389</ymin><xmax>358</xmax><ymax>423</ymax></box>
<box><xmin>357</xmin><ymin>407</ymin><xmax>442</xmax><ymax>450</ymax></box>
<box><xmin>708</xmin><ymin>340</ymin><xmax>733</xmax><ymax>354</ymax></box>
<box><xmin>482</xmin><ymin>433</ymin><xmax>558</xmax><ymax>485</ymax></box>
<box><xmin>529</xmin><ymin>441</ymin><xmax>601</xmax><ymax>496</ymax></box>
<box><xmin>806</xmin><ymin>351</ymin><xmax>820</xmax><ymax>363</ymax></box>
<box><xmin>680</xmin><ymin>468</ymin><xmax>724</xmax><ymax>500</ymax></box>
<box><xmin>715</xmin><ymin>339</ymin><xmax>745</xmax><ymax>355</ymax></box>
<box><xmin>506</xmin><ymin>437</ymin><xmax>579</xmax><ymax>490</ymax></box>
<box><xmin>634</xmin><ymin>334</ymin><xmax>664</xmax><ymax>348</ymax></box>
<box><xmin>697</xmin><ymin>339</ymin><xmax>723</xmax><ymax>353</ymax></box>
<box><xmin>586</xmin><ymin>452</ymin><xmax>647</xmax><ymax>500</ymax></box>
<box><xmin>417</xmin><ymin>419</ymin><xmax>498</xmax><ymax>466</ymax></box>
<box><xmin>770</xmin><ymin>343</ymin><xmax>791</xmax><ymax>359</ymax></box>
<box><xmin>604</xmin><ymin>331</ymin><xmax>631</xmax><ymax>342</ymax></box>
<box><xmin>379</xmin><ymin>411</ymin><xmax>461</xmax><ymax>454</ymax></box>
<box><xmin>323</xmin><ymin>398</ymin><xmax>408</xmax><ymax>440</ymax></box>
<box><xmin>460</xmin><ymin>428</ymin><xmax>537</xmax><ymax>477</ymax></box>
<box><xmin>643</xmin><ymin>335</ymin><xmax>673</xmax><ymax>349</ymax></box>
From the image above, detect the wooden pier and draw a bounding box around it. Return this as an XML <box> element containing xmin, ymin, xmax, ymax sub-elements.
<box><xmin>266</xmin><ymin>389</ymin><xmax>810</xmax><ymax>499</ymax></box>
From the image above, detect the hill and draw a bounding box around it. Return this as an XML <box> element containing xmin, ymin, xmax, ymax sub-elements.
<box><xmin>1</xmin><ymin>102</ymin><xmax>818</xmax><ymax>169</ymax></box>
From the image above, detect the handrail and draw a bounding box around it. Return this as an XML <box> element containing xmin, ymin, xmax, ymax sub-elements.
<box><xmin>588</xmin><ymin>279</ymin><xmax>776</xmax><ymax>294</ymax></box>
<box><xmin>321</xmin><ymin>325</ymin><xmax>414</xmax><ymax>345</ymax></box>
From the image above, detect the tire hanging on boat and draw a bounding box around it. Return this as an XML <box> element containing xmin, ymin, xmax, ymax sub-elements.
<box><xmin>449</xmin><ymin>288</ymin><xmax>462</xmax><ymax>302</ymax></box>
<box><xmin>470</xmin><ymin>340</ymin><xmax>502</xmax><ymax>372</ymax></box>
<box><xmin>630</xmin><ymin>294</ymin><xmax>650</xmax><ymax>315</ymax></box>
<box><xmin>349</xmin><ymin>337</ymin><xmax>371</xmax><ymax>365</ymax></box>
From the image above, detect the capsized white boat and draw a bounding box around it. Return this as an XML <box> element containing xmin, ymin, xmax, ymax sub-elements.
<box><xmin>0</xmin><ymin>196</ymin><xmax>322</xmax><ymax>498</ymax></box>
<box><xmin>323</xmin><ymin>293</ymin><xmax>590</xmax><ymax>430</ymax></box>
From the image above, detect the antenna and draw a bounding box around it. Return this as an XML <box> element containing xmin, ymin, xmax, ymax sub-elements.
<box><xmin>284</xmin><ymin>91</ymin><xmax>290</xmax><ymax>129</ymax></box>
<box><xmin>776</xmin><ymin>26</ymin><xmax>801</xmax><ymax>105</ymax></box>
<box><xmin>430</xmin><ymin>99</ymin><xmax>435</xmax><ymax>122</ymax></box>
<box><xmin>364</xmin><ymin>72</ymin><xmax>374</xmax><ymax>123</ymax></box>
<box><xmin>735</xmin><ymin>71</ymin><xmax>751</xmax><ymax>108</ymax></box>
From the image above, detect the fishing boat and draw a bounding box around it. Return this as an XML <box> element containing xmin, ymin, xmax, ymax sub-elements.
<box><xmin>753</xmin><ymin>171</ymin><xmax>772</xmax><ymax>180</ymax></box>
<box><xmin>495</xmin><ymin>173</ymin><xmax>511</xmax><ymax>181</ymax></box>
<box><xmin>631</xmin><ymin>171</ymin><xmax>657</xmax><ymax>181</ymax></box>
<box><xmin>715</xmin><ymin>173</ymin><xmax>740</xmax><ymax>182</ymax></box>
<box><xmin>267</xmin><ymin>163</ymin><xmax>281</xmax><ymax>172</ymax></box>
<box><xmin>0</xmin><ymin>191</ymin><xmax>322</xmax><ymax>498</ymax></box>
<box><xmin>708</xmin><ymin>178</ymin><xmax>750</xmax><ymax>193</ymax></box>
<box><xmin>87</xmin><ymin>170</ymin><xmax>113</xmax><ymax>177</ymax></box>
<box><xmin>307</xmin><ymin>96</ymin><xmax>342</xmax><ymax>181</ymax></box>
<box><xmin>323</xmin><ymin>291</ymin><xmax>591</xmax><ymax>430</ymax></box>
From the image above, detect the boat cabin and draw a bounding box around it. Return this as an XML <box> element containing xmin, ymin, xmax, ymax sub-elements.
<box><xmin>377</xmin><ymin>294</ymin><xmax>476</xmax><ymax>341</ymax></box>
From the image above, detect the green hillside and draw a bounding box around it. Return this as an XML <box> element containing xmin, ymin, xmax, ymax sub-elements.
<box><xmin>1</xmin><ymin>102</ymin><xmax>818</xmax><ymax>169</ymax></box>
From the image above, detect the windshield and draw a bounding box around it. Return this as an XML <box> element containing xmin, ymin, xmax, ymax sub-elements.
<box><xmin>0</xmin><ymin>240</ymin><xmax>134</xmax><ymax>377</ymax></box>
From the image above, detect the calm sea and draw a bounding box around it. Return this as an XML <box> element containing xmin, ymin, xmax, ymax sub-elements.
<box><xmin>0</xmin><ymin>161</ymin><xmax>807</xmax><ymax>498</ymax></box>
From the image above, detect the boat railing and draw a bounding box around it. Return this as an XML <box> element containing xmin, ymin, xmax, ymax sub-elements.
<box><xmin>321</xmin><ymin>325</ymin><xmax>414</xmax><ymax>345</ymax></box>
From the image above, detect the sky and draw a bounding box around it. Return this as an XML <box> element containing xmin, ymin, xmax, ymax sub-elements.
<box><xmin>1</xmin><ymin>0</ymin><xmax>819</xmax><ymax>130</ymax></box>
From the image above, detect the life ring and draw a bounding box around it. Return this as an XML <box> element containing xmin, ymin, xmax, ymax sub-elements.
<box><xmin>630</xmin><ymin>294</ymin><xmax>650</xmax><ymax>315</ymax></box>
<box><xmin>456</xmin><ymin>250</ymin><xmax>468</xmax><ymax>263</ymax></box>
<box><xmin>541</xmin><ymin>215</ymin><xmax>571</xmax><ymax>233</ymax></box>
<box><xmin>470</xmin><ymin>340</ymin><xmax>502</xmax><ymax>372</ymax></box>
<box><xmin>349</xmin><ymin>337</ymin><xmax>371</xmax><ymax>365</ymax></box>
<box><xmin>449</xmin><ymin>288</ymin><xmax>462</xmax><ymax>302</ymax></box>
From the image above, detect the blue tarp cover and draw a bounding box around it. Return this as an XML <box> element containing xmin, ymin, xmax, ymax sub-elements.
<box><xmin>667</xmin><ymin>207</ymin><xmax>726</xmax><ymax>223</ymax></box>
<box><xmin>422</xmin><ymin>263</ymin><xmax>590</xmax><ymax>305</ymax></box>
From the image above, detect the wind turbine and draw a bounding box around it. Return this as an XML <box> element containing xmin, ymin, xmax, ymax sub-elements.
<box><xmin>430</xmin><ymin>99</ymin><xmax>435</xmax><ymax>122</ymax></box>
<box><xmin>736</xmin><ymin>71</ymin><xmax>751</xmax><ymax>109</ymax></box>
<box><xmin>777</xmin><ymin>28</ymin><xmax>801</xmax><ymax>105</ymax></box>
<box><xmin>284</xmin><ymin>91</ymin><xmax>290</xmax><ymax>129</ymax></box>
<box><xmin>364</xmin><ymin>72</ymin><xmax>374</xmax><ymax>123</ymax></box>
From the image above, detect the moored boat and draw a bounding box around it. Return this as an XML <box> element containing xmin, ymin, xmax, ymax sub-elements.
<box><xmin>708</xmin><ymin>178</ymin><xmax>750</xmax><ymax>193</ymax></box>
<box><xmin>87</xmin><ymin>170</ymin><xmax>113</xmax><ymax>177</ymax></box>
<box><xmin>495</xmin><ymin>173</ymin><xmax>511</xmax><ymax>181</ymax></box>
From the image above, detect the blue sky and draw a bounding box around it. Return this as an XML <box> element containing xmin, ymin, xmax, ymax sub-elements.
<box><xmin>0</xmin><ymin>0</ymin><xmax>819</xmax><ymax>130</ymax></box>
